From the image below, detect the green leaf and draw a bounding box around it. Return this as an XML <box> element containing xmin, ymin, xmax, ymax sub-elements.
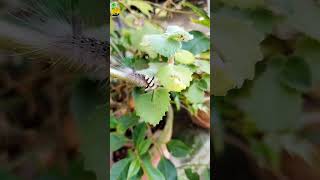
<box><xmin>184</xmin><ymin>81</ymin><xmax>205</xmax><ymax>104</ymax></box>
<box><xmin>156</xmin><ymin>64</ymin><xmax>193</xmax><ymax>92</ymax></box>
<box><xmin>133</xmin><ymin>88</ymin><xmax>170</xmax><ymax>125</ymax></box>
<box><xmin>268</xmin><ymin>0</ymin><xmax>320</xmax><ymax>41</ymax></box>
<box><xmin>141</xmin><ymin>155</ymin><xmax>165</xmax><ymax>180</ymax></box>
<box><xmin>295</xmin><ymin>37</ymin><xmax>320</xmax><ymax>88</ymax></box>
<box><xmin>141</xmin><ymin>34</ymin><xmax>181</xmax><ymax>57</ymax></box>
<box><xmin>127</xmin><ymin>0</ymin><xmax>153</xmax><ymax>17</ymax></box>
<box><xmin>195</xmin><ymin>60</ymin><xmax>210</xmax><ymax>74</ymax></box>
<box><xmin>127</xmin><ymin>158</ymin><xmax>141</xmax><ymax>179</ymax></box>
<box><xmin>117</xmin><ymin>114</ymin><xmax>139</xmax><ymax>133</ymax></box>
<box><xmin>70</xmin><ymin>79</ymin><xmax>107</xmax><ymax>180</ymax></box>
<box><xmin>165</xmin><ymin>26</ymin><xmax>194</xmax><ymax>42</ymax></box>
<box><xmin>138</xmin><ymin>139</ymin><xmax>152</xmax><ymax>155</ymax></box>
<box><xmin>212</xmin><ymin>54</ymin><xmax>235</xmax><ymax>95</ymax></box>
<box><xmin>236</xmin><ymin>58</ymin><xmax>303</xmax><ymax>132</ymax></box>
<box><xmin>280</xmin><ymin>56</ymin><xmax>312</xmax><ymax>92</ymax></box>
<box><xmin>184</xmin><ymin>168</ymin><xmax>200</xmax><ymax>180</ymax></box>
<box><xmin>173</xmin><ymin>93</ymin><xmax>181</xmax><ymax>110</ymax></box>
<box><xmin>249</xmin><ymin>9</ymin><xmax>277</xmax><ymax>35</ymax></box>
<box><xmin>110</xmin><ymin>115</ymin><xmax>118</xmax><ymax>129</ymax></box>
<box><xmin>158</xmin><ymin>157</ymin><xmax>177</xmax><ymax>180</ymax></box>
<box><xmin>167</xmin><ymin>139</ymin><xmax>191</xmax><ymax>157</ymax></box>
<box><xmin>182</xmin><ymin>31</ymin><xmax>210</xmax><ymax>55</ymax></box>
<box><xmin>182</xmin><ymin>2</ymin><xmax>209</xmax><ymax>20</ymax></box>
<box><xmin>213</xmin><ymin>10</ymin><xmax>263</xmax><ymax>95</ymax></box>
<box><xmin>110</xmin><ymin>158</ymin><xmax>131</xmax><ymax>180</ymax></box>
<box><xmin>130</xmin><ymin>21</ymin><xmax>163</xmax><ymax>46</ymax></box>
<box><xmin>191</xmin><ymin>18</ymin><xmax>210</xmax><ymax>28</ymax></box>
<box><xmin>110</xmin><ymin>133</ymin><xmax>127</xmax><ymax>152</ymax></box>
<box><xmin>133</xmin><ymin>123</ymin><xmax>147</xmax><ymax>147</ymax></box>
<box><xmin>174</xmin><ymin>50</ymin><xmax>195</xmax><ymax>64</ymax></box>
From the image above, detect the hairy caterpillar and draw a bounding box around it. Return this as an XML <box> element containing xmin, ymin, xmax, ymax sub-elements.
<box><xmin>0</xmin><ymin>0</ymin><xmax>157</xmax><ymax>90</ymax></box>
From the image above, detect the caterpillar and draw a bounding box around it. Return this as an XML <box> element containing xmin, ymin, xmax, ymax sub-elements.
<box><xmin>0</xmin><ymin>0</ymin><xmax>158</xmax><ymax>91</ymax></box>
<box><xmin>110</xmin><ymin>55</ymin><xmax>159</xmax><ymax>91</ymax></box>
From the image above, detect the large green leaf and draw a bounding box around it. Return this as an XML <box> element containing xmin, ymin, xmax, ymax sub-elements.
<box><xmin>213</xmin><ymin>10</ymin><xmax>263</xmax><ymax>95</ymax></box>
<box><xmin>158</xmin><ymin>158</ymin><xmax>177</xmax><ymax>180</ymax></box>
<box><xmin>133</xmin><ymin>88</ymin><xmax>170</xmax><ymax>125</ymax></box>
<box><xmin>156</xmin><ymin>64</ymin><xmax>193</xmax><ymax>92</ymax></box>
<box><xmin>141</xmin><ymin>34</ymin><xmax>181</xmax><ymax>57</ymax></box>
<box><xmin>236</xmin><ymin>58</ymin><xmax>303</xmax><ymax>132</ymax></box>
<box><xmin>110</xmin><ymin>158</ymin><xmax>131</xmax><ymax>180</ymax></box>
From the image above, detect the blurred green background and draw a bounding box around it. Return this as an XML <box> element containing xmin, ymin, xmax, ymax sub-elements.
<box><xmin>213</xmin><ymin>0</ymin><xmax>320</xmax><ymax>179</ymax></box>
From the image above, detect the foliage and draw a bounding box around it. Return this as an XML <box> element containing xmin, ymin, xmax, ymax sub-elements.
<box><xmin>110</xmin><ymin>0</ymin><xmax>210</xmax><ymax>179</ymax></box>
<box><xmin>214</xmin><ymin>0</ymin><xmax>320</xmax><ymax>177</ymax></box>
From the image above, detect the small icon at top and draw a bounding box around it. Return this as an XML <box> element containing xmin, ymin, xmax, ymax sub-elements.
<box><xmin>110</xmin><ymin>2</ymin><xmax>120</xmax><ymax>16</ymax></box>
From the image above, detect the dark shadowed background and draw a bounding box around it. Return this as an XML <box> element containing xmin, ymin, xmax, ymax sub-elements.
<box><xmin>0</xmin><ymin>0</ymin><xmax>107</xmax><ymax>179</ymax></box>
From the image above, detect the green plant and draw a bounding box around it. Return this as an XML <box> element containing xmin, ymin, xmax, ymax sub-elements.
<box><xmin>110</xmin><ymin>0</ymin><xmax>210</xmax><ymax>179</ymax></box>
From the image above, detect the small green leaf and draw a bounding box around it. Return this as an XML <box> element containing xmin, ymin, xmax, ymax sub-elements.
<box><xmin>280</xmin><ymin>56</ymin><xmax>312</xmax><ymax>92</ymax></box>
<box><xmin>133</xmin><ymin>88</ymin><xmax>170</xmax><ymax>125</ymax></box>
<box><xmin>127</xmin><ymin>0</ymin><xmax>153</xmax><ymax>17</ymax></box>
<box><xmin>127</xmin><ymin>158</ymin><xmax>141</xmax><ymax>179</ymax></box>
<box><xmin>117</xmin><ymin>114</ymin><xmax>139</xmax><ymax>133</ymax></box>
<box><xmin>185</xmin><ymin>168</ymin><xmax>200</xmax><ymax>180</ymax></box>
<box><xmin>138</xmin><ymin>139</ymin><xmax>152</xmax><ymax>155</ymax></box>
<box><xmin>133</xmin><ymin>123</ymin><xmax>147</xmax><ymax>147</ymax></box>
<box><xmin>182</xmin><ymin>31</ymin><xmax>210</xmax><ymax>55</ymax></box>
<box><xmin>182</xmin><ymin>2</ymin><xmax>209</xmax><ymax>20</ymax></box>
<box><xmin>110</xmin><ymin>133</ymin><xmax>127</xmax><ymax>152</ymax></box>
<box><xmin>158</xmin><ymin>158</ymin><xmax>177</xmax><ymax>180</ymax></box>
<box><xmin>194</xmin><ymin>60</ymin><xmax>210</xmax><ymax>74</ymax></box>
<box><xmin>173</xmin><ymin>93</ymin><xmax>181</xmax><ymax>110</ymax></box>
<box><xmin>295</xmin><ymin>37</ymin><xmax>320</xmax><ymax>88</ymax></box>
<box><xmin>110</xmin><ymin>115</ymin><xmax>118</xmax><ymax>129</ymax></box>
<box><xmin>184</xmin><ymin>81</ymin><xmax>205</xmax><ymax>104</ymax></box>
<box><xmin>174</xmin><ymin>50</ymin><xmax>195</xmax><ymax>64</ymax></box>
<box><xmin>167</xmin><ymin>139</ymin><xmax>191</xmax><ymax>157</ymax></box>
<box><xmin>110</xmin><ymin>158</ymin><xmax>131</xmax><ymax>180</ymax></box>
<box><xmin>191</xmin><ymin>18</ymin><xmax>210</xmax><ymax>27</ymax></box>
